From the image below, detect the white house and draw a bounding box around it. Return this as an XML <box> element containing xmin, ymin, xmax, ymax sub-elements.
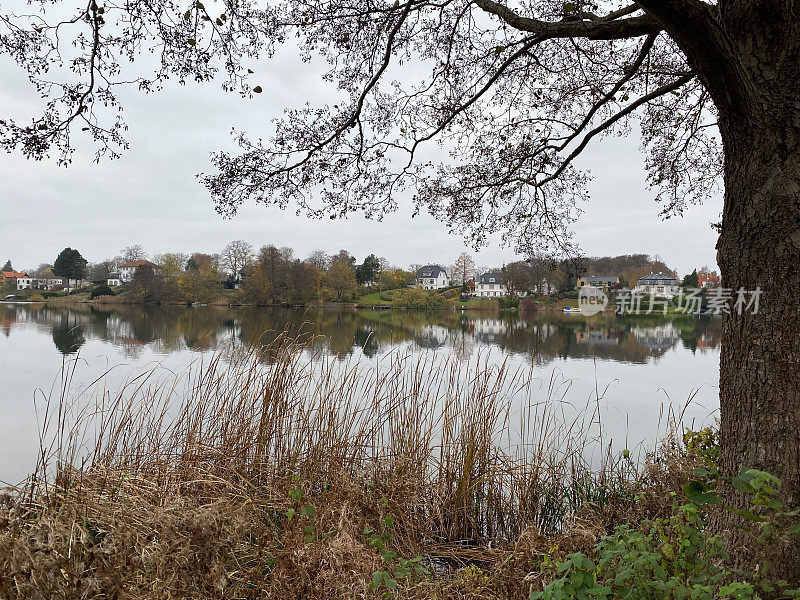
<box><xmin>475</xmin><ymin>272</ymin><xmax>507</xmax><ymax>297</ymax></box>
<box><xmin>34</xmin><ymin>278</ymin><xmax>64</xmax><ymax>290</ymax></box>
<box><xmin>107</xmin><ymin>273</ymin><xmax>122</xmax><ymax>286</ymax></box>
<box><xmin>634</xmin><ymin>273</ymin><xmax>681</xmax><ymax>299</ymax></box>
<box><xmin>16</xmin><ymin>277</ymin><xmax>33</xmax><ymax>290</ymax></box>
<box><xmin>116</xmin><ymin>260</ymin><xmax>159</xmax><ymax>283</ymax></box>
<box><xmin>415</xmin><ymin>265</ymin><xmax>449</xmax><ymax>290</ymax></box>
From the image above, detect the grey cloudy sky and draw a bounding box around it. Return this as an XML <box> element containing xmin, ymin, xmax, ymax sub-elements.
<box><xmin>0</xmin><ymin>34</ymin><xmax>722</xmax><ymax>276</ymax></box>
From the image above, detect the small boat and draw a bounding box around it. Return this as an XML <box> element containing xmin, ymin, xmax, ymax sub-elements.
<box><xmin>563</xmin><ymin>306</ymin><xmax>580</xmax><ymax>313</ymax></box>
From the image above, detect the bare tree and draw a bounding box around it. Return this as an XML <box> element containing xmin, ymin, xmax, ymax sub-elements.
<box><xmin>117</xmin><ymin>245</ymin><xmax>147</xmax><ymax>264</ymax></box>
<box><xmin>452</xmin><ymin>253</ymin><xmax>477</xmax><ymax>285</ymax></box>
<box><xmin>220</xmin><ymin>240</ymin><xmax>254</xmax><ymax>277</ymax></box>
<box><xmin>306</xmin><ymin>250</ymin><xmax>330</xmax><ymax>271</ymax></box>
<box><xmin>4</xmin><ymin>0</ymin><xmax>800</xmax><ymax>575</ymax></box>
<box><xmin>503</xmin><ymin>262</ymin><xmax>532</xmax><ymax>297</ymax></box>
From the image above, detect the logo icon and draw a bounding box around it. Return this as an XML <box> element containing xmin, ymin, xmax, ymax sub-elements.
<box><xmin>578</xmin><ymin>286</ymin><xmax>609</xmax><ymax>316</ymax></box>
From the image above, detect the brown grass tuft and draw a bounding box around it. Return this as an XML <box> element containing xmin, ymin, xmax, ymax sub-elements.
<box><xmin>0</xmin><ymin>335</ymin><xmax>699</xmax><ymax>599</ymax></box>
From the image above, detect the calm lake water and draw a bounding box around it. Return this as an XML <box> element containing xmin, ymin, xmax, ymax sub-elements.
<box><xmin>0</xmin><ymin>303</ymin><xmax>721</xmax><ymax>484</ymax></box>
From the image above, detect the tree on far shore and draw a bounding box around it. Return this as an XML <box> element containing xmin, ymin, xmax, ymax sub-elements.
<box><xmin>355</xmin><ymin>254</ymin><xmax>381</xmax><ymax>285</ymax></box>
<box><xmin>452</xmin><ymin>253</ymin><xmax>476</xmax><ymax>286</ymax></box>
<box><xmin>53</xmin><ymin>248</ymin><xmax>87</xmax><ymax>288</ymax></box>
<box><xmin>683</xmin><ymin>269</ymin><xmax>700</xmax><ymax>288</ymax></box>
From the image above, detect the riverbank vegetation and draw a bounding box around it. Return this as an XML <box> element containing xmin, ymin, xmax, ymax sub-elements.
<box><xmin>0</xmin><ymin>337</ymin><xmax>791</xmax><ymax>599</ymax></box>
<box><xmin>4</xmin><ymin>248</ymin><xmax>690</xmax><ymax>314</ymax></box>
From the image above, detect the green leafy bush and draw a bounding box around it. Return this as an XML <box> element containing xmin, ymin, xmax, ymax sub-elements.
<box><xmin>497</xmin><ymin>296</ymin><xmax>519</xmax><ymax>310</ymax></box>
<box><xmin>90</xmin><ymin>284</ymin><xmax>115</xmax><ymax>299</ymax></box>
<box><xmin>534</xmin><ymin>468</ymin><xmax>800</xmax><ymax>600</ymax></box>
<box><xmin>364</xmin><ymin>507</ymin><xmax>429</xmax><ymax>597</ymax></box>
<box><xmin>465</xmin><ymin>298</ymin><xmax>499</xmax><ymax>311</ymax></box>
<box><xmin>392</xmin><ymin>288</ymin><xmax>444</xmax><ymax>310</ymax></box>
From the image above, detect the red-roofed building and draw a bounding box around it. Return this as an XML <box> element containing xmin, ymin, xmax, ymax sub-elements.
<box><xmin>698</xmin><ymin>272</ymin><xmax>720</xmax><ymax>288</ymax></box>
<box><xmin>1</xmin><ymin>271</ymin><xmax>30</xmax><ymax>289</ymax></box>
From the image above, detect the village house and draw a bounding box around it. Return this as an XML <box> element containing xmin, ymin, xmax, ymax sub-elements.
<box><xmin>415</xmin><ymin>265</ymin><xmax>449</xmax><ymax>290</ymax></box>
<box><xmin>2</xmin><ymin>271</ymin><xmax>30</xmax><ymax>289</ymax></box>
<box><xmin>16</xmin><ymin>276</ymin><xmax>33</xmax><ymax>290</ymax></box>
<box><xmin>39</xmin><ymin>278</ymin><xmax>64</xmax><ymax>290</ymax></box>
<box><xmin>113</xmin><ymin>260</ymin><xmax>160</xmax><ymax>285</ymax></box>
<box><xmin>634</xmin><ymin>273</ymin><xmax>681</xmax><ymax>299</ymax></box>
<box><xmin>576</xmin><ymin>276</ymin><xmax>620</xmax><ymax>292</ymax></box>
<box><xmin>698</xmin><ymin>271</ymin><xmax>720</xmax><ymax>288</ymax></box>
<box><xmin>475</xmin><ymin>272</ymin><xmax>507</xmax><ymax>298</ymax></box>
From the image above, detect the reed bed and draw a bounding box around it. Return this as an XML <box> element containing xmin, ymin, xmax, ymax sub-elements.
<box><xmin>0</xmin><ymin>334</ymin><xmax>699</xmax><ymax>599</ymax></box>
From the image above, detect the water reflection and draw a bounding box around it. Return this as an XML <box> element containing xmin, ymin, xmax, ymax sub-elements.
<box><xmin>0</xmin><ymin>303</ymin><xmax>721</xmax><ymax>365</ymax></box>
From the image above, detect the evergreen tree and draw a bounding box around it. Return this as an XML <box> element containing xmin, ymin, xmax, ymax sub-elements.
<box><xmin>682</xmin><ymin>269</ymin><xmax>700</xmax><ymax>288</ymax></box>
<box><xmin>53</xmin><ymin>248</ymin><xmax>88</xmax><ymax>285</ymax></box>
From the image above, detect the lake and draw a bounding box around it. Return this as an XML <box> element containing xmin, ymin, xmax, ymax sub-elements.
<box><xmin>0</xmin><ymin>303</ymin><xmax>721</xmax><ymax>484</ymax></box>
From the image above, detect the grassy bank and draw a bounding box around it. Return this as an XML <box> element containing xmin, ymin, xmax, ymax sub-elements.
<box><xmin>0</xmin><ymin>338</ymin><xmax>789</xmax><ymax>598</ymax></box>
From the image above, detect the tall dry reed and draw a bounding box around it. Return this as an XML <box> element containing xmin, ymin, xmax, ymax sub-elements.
<box><xmin>1</xmin><ymin>333</ymin><xmax>697</xmax><ymax>599</ymax></box>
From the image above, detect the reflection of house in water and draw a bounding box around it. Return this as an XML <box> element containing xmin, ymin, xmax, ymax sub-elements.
<box><xmin>415</xmin><ymin>325</ymin><xmax>450</xmax><ymax>349</ymax></box>
<box><xmin>575</xmin><ymin>329</ymin><xmax>618</xmax><ymax>346</ymax></box>
<box><xmin>104</xmin><ymin>315</ymin><xmax>137</xmax><ymax>346</ymax></box>
<box><xmin>695</xmin><ymin>329</ymin><xmax>722</xmax><ymax>352</ymax></box>
<box><xmin>631</xmin><ymin>323</ymin><xmax>681</xmax><ymax>350</ymax></box>
<box><xmin>472</xmin><ymin>318</ymin><xmax>506</xmax><ymax>344</ymax></box>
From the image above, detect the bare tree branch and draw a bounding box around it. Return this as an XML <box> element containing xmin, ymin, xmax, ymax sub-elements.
<box><xmin>474</xmin><ymin>0</ymin><xmax>660</xmax><ymax>39</ymax></box>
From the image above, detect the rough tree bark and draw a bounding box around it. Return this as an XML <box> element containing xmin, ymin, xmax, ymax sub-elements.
<box><xmin>716</xmin><ymin>104</ymin><xmax>800</xmax><ymax>579</ymax></box>
<box><xmin>638</xmin><ymin>0</ymin><xmax>800</xmax><ymax>580</ymax></box>
<box><xmin>711</xmin><ymin>1</ymin><xmax>800</xmax><ymax>580</ymax></box>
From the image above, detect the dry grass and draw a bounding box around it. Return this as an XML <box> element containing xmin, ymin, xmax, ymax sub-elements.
<box><xmin>0</xmin><ymin>335</ymin><xmax>698</xmax><ymax>599</ymax></box>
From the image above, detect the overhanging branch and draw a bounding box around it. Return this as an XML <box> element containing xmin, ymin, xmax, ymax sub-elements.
<box><xmin>474</xmin><ymin>0</ymin><xmax>660</xmax><ymax>39</ymax></box>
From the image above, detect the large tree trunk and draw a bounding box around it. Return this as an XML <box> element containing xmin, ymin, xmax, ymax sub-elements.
<box><xmin>658</xmin><ymin>1</ymin><xmax>800</xmax><ymax>582</ymax></box>
<box><xmin>715</xmin><ymin>100</ymin><xmax>800</xmax><ymax>582</ymax></box>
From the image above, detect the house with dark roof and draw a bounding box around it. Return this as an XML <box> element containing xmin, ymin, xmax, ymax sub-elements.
<box><xmin>415</xmin><ymin>265</ymin><xmax>449</xmax><ymax>290</ymax></box>
<box><xmin>475</xmin><ymin>272</ymin><xmax>507</xmax><ymax>298</ymax></box>
<box><xmin>577</xmin><ymin>275</ymin><xmax>619</xmax><ymax>292</ymax></box>
<box><xmin>634</xmin><ymin>273</ymin><xmax>681</xmax><ymax>299</ymax></box>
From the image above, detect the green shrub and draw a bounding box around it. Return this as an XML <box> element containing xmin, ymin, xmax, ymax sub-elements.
<box><xmin>497</xmin><ymin>296</ymin><xmax>519</xmax><ymax>310</ymax></box>
<box><xmin>534</xmin><ymin>468</ymin><xmax>800</xmax><ymax>600</ymax></box>
<box><xmin>28</xmin><ymin>294</ymin><xmax>45</xmax><ymax>302</ymax></box>
<box><xmin>465</xmin><ymin>298</ymin><xmax>499</xmax><ymax>311</ymax></box>
<box><xmin>392</xmin><ymin>288</ymin><xmax>444</xmax><ymax>310</ymax></box>
<box><xmin>90</xmin><ymin>284</ymin><xmax>115</xmax><ymax>299</ymax></box>
<box><xmin>441</xmin><ymin>288</ymin><xmax>461</xmax><ymax>300</ymax></box>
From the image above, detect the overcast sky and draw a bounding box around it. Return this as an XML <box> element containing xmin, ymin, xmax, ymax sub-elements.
<box><xmin>0</xmin><ymin>34</ymin><xmax>722</xmax><ymax>276</ymax></box>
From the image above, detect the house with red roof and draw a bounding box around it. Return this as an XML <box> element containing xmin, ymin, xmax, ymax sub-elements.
<box><xmin>1</xmin><ymin>271</ymin><xmax>30</xmax><ymax>290</ymax></box>
<box><xmin>698</xmin><ymin>272</ymin><xmax>720</xmax><ymax>288</ymax></box>
<box><xmin>115</xmin><ymin>260</ymin><xmax>159</xmax><ymax>284</ymax></box>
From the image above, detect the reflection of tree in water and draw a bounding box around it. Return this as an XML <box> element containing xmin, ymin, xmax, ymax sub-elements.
<box><xmin>354</xmin><ymin>327</ymin><xmax>380</xmax><ymax>358</ymax></box>
<box><xmin>414</xmin><ymin>325</ymin><xmax>450</xmax><ymax>349</ymax></box>
<box><xmin>2</xmin><ymin>303</ymin><xmax>723</xmax><ymax>365</ymax></box>
<box><xmin>52</xmin><ymin>324</ymin><xmax>85</xmax><ymax>354</ymax></box>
